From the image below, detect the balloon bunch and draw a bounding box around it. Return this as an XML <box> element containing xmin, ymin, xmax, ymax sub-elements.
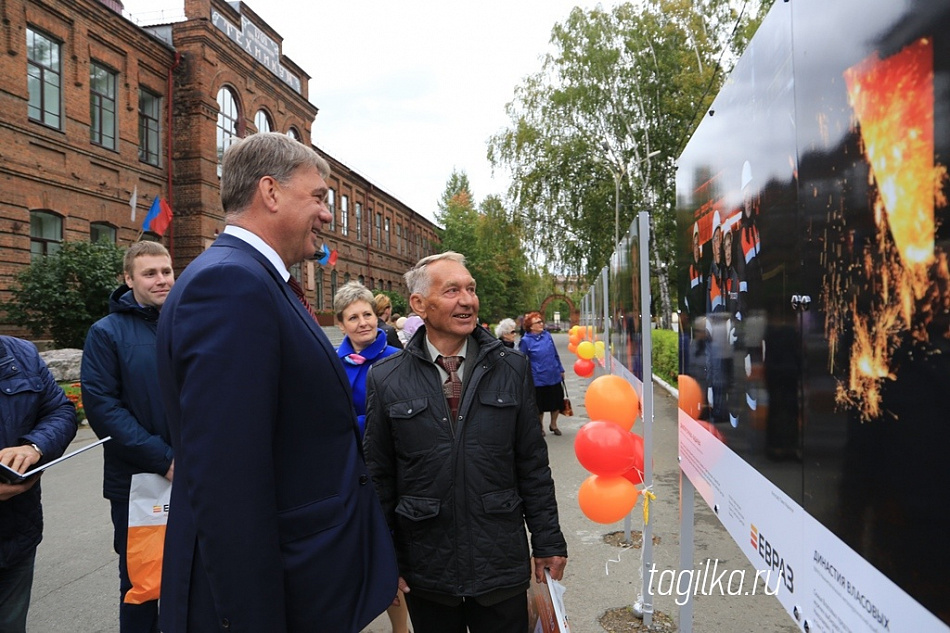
<box><xmin>567</xmin><ymin>325</ymin><xmax>605</xmax><ymax>378</ymax></box>
<box><xmin>574</xmin><ymin>375</ymin><xmax>646</xmax><ymax>524</ymax></box>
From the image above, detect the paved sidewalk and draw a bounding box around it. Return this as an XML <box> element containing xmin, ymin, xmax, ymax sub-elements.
<box><xmin>28</xmin><ymin>331</ymin><xmax>797</xmax><ymax>632</ymax></box>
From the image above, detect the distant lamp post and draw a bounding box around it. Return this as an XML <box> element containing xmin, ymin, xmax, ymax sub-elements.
<box><xmin>601</xmin><ymin>143</ymin><xmax>661</xmax><ymax>249</ymax></box>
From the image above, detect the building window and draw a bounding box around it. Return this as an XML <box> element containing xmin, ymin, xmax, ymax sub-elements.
<box><xmin>315</xmin><ymin>267</ymin><xmax>324</xmax><ymax>309</ymax></box>
<box><xmin>255</xmin><ymin>109</ymin><xmax>272</xmax><ymax>134</ymax></box>
<box><xmin>139</xmin><ymin>89</ymin><xmax>161</xmax><ymax>165</ymax></box>
<box><xmin>384</xmin><ymin>218</ymin><xmax>391</xmax><ymax>251</ymax></box>
<box><xmin>216</xmin><ymin>87</ymin><xmax>241</xmax><ymax>177</ymax></box>
<box><xmin>355</xmin><ymin>202</ymin><xmax>362</xmax><ymax>241</ymax></box>
<box><xmin>27</xmin><ymin>28</ymin><xmax>61</xmax><ymax>128</ymax></box>
<box><xmin>358</xmin><ymin>275</ymin><xmax>364</xmax><ymax>285</ymax></box>
<box><xmin>341</xmin><ymin>195</ymin><xmax>349</xmax><ymax>237</ymax></box>
<box><xmin>327</xmin><ymin>189</ymin><xmax>336</xmax><ymax>232</ymax></box>
<box><xmin>375</xmin><ymin>213</ymin><xmax>382</xmax><ymax>248</ymax></box>
<box><xmin>287</xmin><ymin>127</ymin><xmax>301</xmax><ymax>141</ymax></box>
<box><xmin>344</xmin><ymin>272</ymin><xmax>351</xmax><ymax>283</ymax></box>
<box><xmin>30</xmin><ymin>211</ymin><xmax>62</xmax><ymax>262</ymax></box>
<box><xmin>330</xmin><ymin>270</ymin><xmax>338</xmax><ymax>300</ymax></box>
<box><xmin>387</xmin><ymin>281</ymin><xmax>392</xmax><ymax>291</ymax></box>
<box><xmin>90</xmin><ymin>61</ymin><xmax>117</xmax><ymax>149</ymax></box>
<box><xmin>90</xmin><ymin>222</ymin><xmax>116</xmax><ymax>243</ymax></box>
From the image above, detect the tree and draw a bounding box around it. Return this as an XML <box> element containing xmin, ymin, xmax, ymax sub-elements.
<box><xmin>4</xmin><ymin>241</ymin><xmax>125</xmax><ymax>348</ymax></box>
<box><xmin>435</xmin><ymin>171</ymin><xmax>533</xmax><ymax>322</ymax></box>
<box><xmin>488</xmin><ymin>0</ymin><xmax>771</xmax><ymax>327</ymax></box>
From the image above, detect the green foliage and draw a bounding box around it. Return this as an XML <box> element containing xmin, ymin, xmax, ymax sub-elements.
<box><xmin>435</xmin><ymin>171</ymin><xmax>534</xmax><ymax>322</ymax></box>
<box><xmin>488</xmin><ymin>0</ymin><xmax>770</xmax><ymax>324</ymax></box>
<box><xmin>651</xmin><ymin>328</ymin><xmax>680</xmax><ymax>386</ymax></box>
<box><xmin>4</xmin><ymin>241</ymin><xmax>124</xmax><ymax>348</ymax></box>
<box><xmin>61</xmin><ymin>381</ymin><xmax>86</xmax><ymax>424</ymax></box>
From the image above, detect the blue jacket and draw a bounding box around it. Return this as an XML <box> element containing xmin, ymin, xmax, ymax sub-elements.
<box><xmin>81</xmin><ymin>286</ymin><xmax>173</xmax><ymax>501</ymax></box>
<box><xmin>337</xmin><ymin>329</ymin><xmax>400</xmax><ymax>436</ymax></box>
<box><xmin>0</xmin><ymin>336</ymin><xmax>77</xmax><ymax>567</ymax></box>
<box><xmin>519</xmin><ymin>330</ymin><xmax>565</xmax><ymax>387</ymax></box>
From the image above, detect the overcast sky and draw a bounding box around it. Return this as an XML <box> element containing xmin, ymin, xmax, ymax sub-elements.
<box><xmin>122</xmin><ymin>0</ymin><xmax>618</xmax><ymax>224</ymax></box>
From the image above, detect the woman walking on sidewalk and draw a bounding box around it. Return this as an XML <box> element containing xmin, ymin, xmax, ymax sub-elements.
<box><xmin>519</xmin><ymin>311</ymin><xmax>566</xmax><ymax>436</ymax></box>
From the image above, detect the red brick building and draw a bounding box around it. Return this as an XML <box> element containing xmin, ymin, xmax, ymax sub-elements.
<box><xmin>0</xmin><ymin>0</ymin><xmax>439</xmax><ymax>333</ymax></box>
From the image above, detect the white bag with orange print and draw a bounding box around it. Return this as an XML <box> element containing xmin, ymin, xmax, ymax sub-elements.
<box><xmin>125</xmin><ymin>473</ymin><xmax>171</xmax><ymax>604</ymax></box>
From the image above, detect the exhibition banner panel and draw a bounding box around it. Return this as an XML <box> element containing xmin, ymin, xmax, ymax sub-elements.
<box><xmin>611</xmin><ymin>217</ymin><xmax>644</xmax><ymax>379</ymax></box>
<box><xmin>676</xmin><ymin>0</ymin><xmax>950</xmax><ymax>628</ymax></box>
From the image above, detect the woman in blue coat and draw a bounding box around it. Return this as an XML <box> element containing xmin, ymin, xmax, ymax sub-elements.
<box><xmin>519</xmin><ymin>311</ymin><xmax>566</xmax><ymax>436</ymax></box>
<box><xmin>333</xmin><ymin>281</ymin><xmax>405</xmax><ymax>631</ymax></box>
<box><xmin>335</xmin><ymin>282</ymin><xmax>402</xmax><ymax>436</ymax></box>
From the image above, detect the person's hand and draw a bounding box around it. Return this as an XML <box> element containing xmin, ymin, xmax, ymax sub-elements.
<box><xmin>0</xmin><ymin>445</ymin><xmax>42</xmax><ymax>501</ymax></box>
<box><xmin>0</xmin><ymin>445</ymin><xmax>41</xmax><ymax>473</ymax></box>
<box><xmin>164</xmin><ymin>459</ymin><xmax>175</xmax><ymax>482</ymax></box>
<box><xmin>533</xmin><ymin>556</ymin><xmax>567</xmax><ymax>583</ymax></box>
<box><xmin>391</xmin><ymin>576</ymin><xmax>411</xmax><ymax>606</ymax></box>
<box><xmin>0</xmin><ymin>478</ymin><xmax>39</xmax><ymax>501</ymax></box>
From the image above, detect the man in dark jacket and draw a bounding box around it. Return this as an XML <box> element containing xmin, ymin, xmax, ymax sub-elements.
<box><xmin>81</xmin><ymin>241</ymin><xmax>174</xmax><ymax>633</ymax></box>
<box><xmin>0</xmin><ymin>336</ymin><xmax>77</xmax><ymax>632</ymax></box>
<box><xmin>364</xmin><ymin>251</ymin><xmax>567</xmax><ymax>633</ymax></box>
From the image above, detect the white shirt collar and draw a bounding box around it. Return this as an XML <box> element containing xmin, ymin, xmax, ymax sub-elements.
<box><xmin>425</xmin><ymin>335</ymin><xmax>469</xmax><ymax>383</ymax></box>
<box><xmin>223</xmin><ymin>225</ymin><xmax>289</xmax><ymax>281</ymax></box>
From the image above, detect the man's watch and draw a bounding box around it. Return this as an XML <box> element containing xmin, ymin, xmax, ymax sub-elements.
<box><xmin>28</xmin><ymin>443</ymin><xmax>42</xmax><ymax>458</ymax></box>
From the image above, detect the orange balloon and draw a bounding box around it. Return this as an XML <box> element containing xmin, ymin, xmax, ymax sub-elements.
<box><xmin>567</xmin><ymin>342</ymin><xmax>578</xmax><ymax>354</ymax></box>
<box><xmin>584</xmin><ymin>375</ymin><xmax>640</xmax><ymax>431</ymax></box>
<box><xmin>578</xmin><ymin>475</ymin><xmax>640</xmax><ymax>524</ymax></box>
<box><xmin>677</xmin><ymin>375</ymin><xmax>704</xmax><ymax>420</ymax></box>
<box><xmin>569</xmin><ymin>332</ymin><xmax>581</xmax><ymax>345</ymax></box>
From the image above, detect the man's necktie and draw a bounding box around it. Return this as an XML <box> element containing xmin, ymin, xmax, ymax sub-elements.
<box><xmin>435</xmin><ymin>355</ymin><xmax>463</xmax><ymax>421</ymax></box>
<box><xmin>287</xmin><ymin>276</ymin><xmax>319</xmax><ymax>324</ymax></box>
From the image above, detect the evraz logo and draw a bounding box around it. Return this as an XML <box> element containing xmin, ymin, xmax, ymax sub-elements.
<box><xmin>750</xmin><ymin>524</ymin><xmax>794</xmax><ymax>593</ymax></box>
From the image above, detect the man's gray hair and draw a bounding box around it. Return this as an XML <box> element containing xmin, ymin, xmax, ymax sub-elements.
<box><xmin>404</xmin><ymin>251</ymin><xmax>467</xmax><ymax>296</ymax></box>
<box><xmin>221</xmin><ymin>132</ymin><xmax>331</xmax><ymax>215</ymax></box>
<box><xmin>495</xmin><ymin>318</ymin><xmax>517</xmax><ymax>338</ymax></box>
<box><xmin>333</xmin><ymin>281</ymin><xmax>375</xmax><ymax>321</ymax></box>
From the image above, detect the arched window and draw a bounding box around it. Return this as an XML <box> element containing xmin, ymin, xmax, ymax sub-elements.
<box><xmin>216</xmin><ymin>87</ymin><xmax>241</xmax><ymax>177</ymax></box>
<box><xmin>344</xmin><ymin>272</ymin><xmax>351</xmax><ymax>283</ymax></box>
<box><xmin>90</xmin><ymin>222</ymin><xmax>116</xmax><ymax>243</ymax></box>
<box><xmin>30</xmin><ymin>210</ymin><xmax>62</xmax><ymax>261</ymax></box>
<box><xmin>358</xmin><ymin>275</ymin><xmax>364</xmax><ymax>285</ymax></box>
<box><xmin>330</xmin><ymin>270</ymin><xmax>338</xmax><ymax>301</ymax></box>
<box><xmin>254</xmin><ymin>109</ymin><xmax>272</xmax><ymax>134</ymax></box>
<box><xmin>287</xmin><ymin>127</ymin><xmax>300</xmax><ymax>141</ymax></box>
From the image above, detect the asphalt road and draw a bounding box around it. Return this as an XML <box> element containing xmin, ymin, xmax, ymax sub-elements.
<box><xmin>27</xmin><ymin>331</ymin><xmax>797</xmax><ymax>632</ymax></box>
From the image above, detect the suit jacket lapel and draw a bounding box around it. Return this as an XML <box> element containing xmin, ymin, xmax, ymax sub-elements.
<box><xmin>212</xmin><ymin>235</ymin><xmax>353</xmax><ymax>398</ymax></box>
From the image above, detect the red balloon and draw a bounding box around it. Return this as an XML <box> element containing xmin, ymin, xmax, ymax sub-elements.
<box><xmin>574</xmin><ymin>421</ymin><xmax>637</xmax><ymax>476</ymax></box>
<box><xmin>578</xmin><ymin>475</ymin><xmax>639</xmax><ymax>524</ymax></box>
<box><xmin>584</xmin><ymin>375</ymin><xmax>640</xmax><ymax>431</ymax></box>
<box><xmin>621</xmin><ymin>433</ymin><xmax>646</xmax><ymax>485</ymax></box>
<box><xmin>621</xmin><ymin>466</ymin><xmax>644</xmax><ymax>486</ymax></box>
<box><xmin>573</xmin><ymin>358</ymin><xmax>595</xmax><ymax>378</ymax></box>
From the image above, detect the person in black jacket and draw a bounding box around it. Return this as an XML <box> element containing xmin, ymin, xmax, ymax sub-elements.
<box><xmin>81</xmin><ymin>241</ymin><xmax>175</xmax><ymax>633</ymax></box>
<box><xmin>364</xmin><ymin>252</ymin><xmax>567</xmax><ymax>633</ymax></box>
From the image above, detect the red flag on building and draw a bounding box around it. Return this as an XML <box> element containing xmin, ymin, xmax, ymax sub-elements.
<box><xmin>142</xmin><ymin>198</ymin><xmax>173</xmax><ymax>236</ymax></box>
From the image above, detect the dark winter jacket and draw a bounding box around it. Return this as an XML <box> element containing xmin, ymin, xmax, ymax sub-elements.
<box><xmin>0</xmin><ymin>336</ymin><xmax>77</xmax><ymax>567</ymax></box>
<box><xmin>81</xmin><ymin>286</ymin><xmax>173</xmax><ymax>500</ymax></box>
<box><xmin>363</xmin><ymin>325</ymin><xmax>567</xmax><ymax>599</ymax></box>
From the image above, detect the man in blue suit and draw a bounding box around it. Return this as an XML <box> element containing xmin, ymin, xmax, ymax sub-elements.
<box><xmin>156</xmin><ymin>132</ymin><xmax>398</xmax><ymax>632</ymax></box>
